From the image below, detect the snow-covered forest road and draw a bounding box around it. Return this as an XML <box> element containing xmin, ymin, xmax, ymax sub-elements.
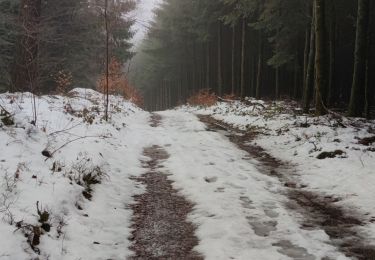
<box><xmin>129</xmin><ymin>111</ymin><xmax>373</xmax><ymax>260</ymax></box>
<box><xmin>1</xmin><ymin>90</ymin><xmax>375</xmax><ymax>259</ymax></box>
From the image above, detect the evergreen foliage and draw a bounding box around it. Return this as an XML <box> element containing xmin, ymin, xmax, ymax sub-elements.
<box><xmin>131</xmin><ymin>0</ymin><xmax>375</xmax><ymax>118</ymax></box>
<box><xmin>0</xmin><ymin>0</ymin><xmax>135</xmax><ymax>93</ymax></box>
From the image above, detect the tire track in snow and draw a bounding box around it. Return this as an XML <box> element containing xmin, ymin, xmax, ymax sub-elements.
<box><xmin>129</xmin><ymin>114</ymin><xmax>202</xmax><ymax>259</ymax></box>
<box><xmin>199</xmin><ymin>114</ymin><xmax>375</xmax><ymax>260</ymax></box>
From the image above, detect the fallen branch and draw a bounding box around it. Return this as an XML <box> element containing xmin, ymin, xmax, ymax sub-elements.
<box><xmin>44</xmin><ymin>135</ymin><xmax>110</xmax><ymax>161</ymax></box>
<box><xmin>316</xmin><ymin>92</ymin><xmax>347</xmax><ymax>128</ymax></box>
<box><xmin>217</xmin><ymin>97</ymin><xmax>235</xmax><ymax>103</ymax></box>
<box><xmin>243</xmin><ymin>99</ymin><xmax>266</xmax><ymax>109</ymax></box>
<box><xmin>0</xmin><ymin>104</ymin><xmax>10</xmax><ymax>116</ymax></box>
<box><xmin>48</xmin><ymin>122</ymin><xmax>82</xmax><ymax>137</ymax></box>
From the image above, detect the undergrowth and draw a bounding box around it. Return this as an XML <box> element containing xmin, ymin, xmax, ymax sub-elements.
<box><xmin>65</xmin><ymin>155</ymin><xmax>107</xmax><ymax>201</ymax></box>
<box><xmin>187</xmin><ymin>89</ymin><xmax>217</xmax><ymax>107</ymax></box>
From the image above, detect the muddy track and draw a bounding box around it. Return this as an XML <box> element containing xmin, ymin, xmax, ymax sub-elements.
<box><xmin>199</xmin><ymin>115</ymin><xmax>375</xmax><ymax>260</ymax></box>
<box><xmin>150</xmin><ymin>113</ymin><xmax>163</xmax><ymax>127</ymax></box>
<box><xmin>129</xmin><ymin>146</ymin><xmax>202</xmax><ymax>259</ymax></box>
<box><xmin>129</xmin><ymin>115</ymin><xmax>202</xmax><ymax>259</ymax></box>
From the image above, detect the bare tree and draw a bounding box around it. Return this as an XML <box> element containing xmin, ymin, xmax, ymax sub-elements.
<box><xmin>104</xmin><ymin>0</ymin><xmax>109</xmax><ymax>121</ymax></box>
<box><xmin>12</xmin><ymin>0</ymin><xmax>42</xmax><ymax>124</ymax></box>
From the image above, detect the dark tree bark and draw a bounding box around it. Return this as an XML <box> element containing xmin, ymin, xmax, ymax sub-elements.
<box><xmin>206</xmin><ymin>42</ymin><xmax>210</xmax><ymax>89</ymax></box>
<box><xmin>231</xmin><ymin>25</ymin><xmax>235</xmax><ymax>94</ymax></box>
<box><xmin>293</xmin><ymin>54</ymin><xmax>299</xmax><ymax>99</ymax></box>
<box><xmin>303</xmin><ymin>28</ymin><xmax>310</xmax><ymax>93</ymax></box>
<box><xmin>104</xmin><ymin>0</ymin><xmax>109</xmax><ymax>121</ymax></box>
<box><xmin>240</xmin><ymin>18</ymin><xmax>246</xmax><ymax>98</ymax></box>
<box><xmin>275</xmin><ymin>67</ymin><xmax>280</xmax><ymax>99</ymax></box>
<box><xmin>327</xmin><ymin>0</ymin><xmax>336</xmax><ymax>106</ymax></box>
<box><xmin>217</xmin><ymin>23</ymin><xmax>223</xmax><ymax>96</ymax></box>
<box><xmin>251</xmin><ymin>56</ymin><xmax>256</xmax><ymax>97</ymax></box>
<box><xmin>348</xmin><ymin>0</ymin><xmax>370</xmax><ymax>117</ymax></box>
<box><xmin>314</xmin><ymin>0</ymin><xmax>328</xmax><ymax>116</ymax></box>
<box><xmin>365</xmin><ymin>1</ymin><xmax>374</xmax><ymax>118</ymax></box>
<box><xmin>256</xmin><ymin>32</ymin><xmax>263</xmax><ymax>99</ymax></box>
<box><xmin>303</xmin><ymin>3</ymin><xmax>316</xmax><ymax>113</ymax></box>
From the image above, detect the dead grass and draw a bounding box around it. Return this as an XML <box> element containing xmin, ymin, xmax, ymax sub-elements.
<box><xmin>65</xmin><ymin>156</ymin><xmax>107</xmax><ymax>201</ymax></box>
<box><xmin>187</xmin><ymin>89</ymin><xmax>217</xmax><ymax>107</ymax></box>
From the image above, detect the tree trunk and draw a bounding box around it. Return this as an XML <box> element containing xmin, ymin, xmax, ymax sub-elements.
<box><xmin>217</xmin><ymin>23</ymin><xmax>223</xmax><ymax>96</ymax></box>
<box><xmin>251</xmin><ymin>56</ymin><xmax>256</xmax><ymax>97</ymax></box>
<box><xmin>275</xmin><ymin>67</ymin><xmax>280</xmax><ymax>99</ymax></box>
<box><xmin>293</xmin><ymin>54</ymin><xmax>299</xmax><ymax>99</ymax></box>
<box><xmin>256</xmin><ymin>32</ymin><xmax>263</xmax><ymax>99</ymax></box>
<box><xmin>365</xmin><ymin>1</ymin><xmax>374</xmax><ymax>118</ymax></box>
<box><xmin>314</xmin><ymin>0</ymin><xmax>328</xmax><ymax>116</ymax></box>
<box><xmin>240</xmin><ymin>18</ymin><xmax>246</xmax><ymax>98</ymax></box>
<box><xmin>231</xmin><ymin>25</ymin><xmax>235</xmax><ymax>94</ymax></box>
<box><xmin>104</xmin><ymin>0</ymin><xmax>109</xmax><ymax>121</ymax></box>
<box><xmin>192</xmin><ymin>43</ymin><xmax>197</xmax><ymax>93</ymax></box>
<box><xmin>348</xmin><ymin>0</ymin><xmax>370</xmax><ymax>117</ymax></box>
<box><xmin>12</xmin><ymin>0</ymin><xmax>42</xmax><ymax>92</ymax></box>
<box><xmin>206</xmin><ymin>42</ymin><xmax>210</xmax><ymax>89</ymax></box>
<box><xmin>303</xmin><ymin>3</ymin><xmax>316</xmax><ymax>113</ymax></box>
<box><xmin>327</xmin><ymin>0</ymin><xmax>336</xmax><ymax>106</ymax></box>
<box><xmin>303</xmin><ymin>29</ymin><xmax>310</xmax><ymax>92</ymax></box>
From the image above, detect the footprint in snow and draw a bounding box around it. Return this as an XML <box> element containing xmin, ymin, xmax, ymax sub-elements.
<box><xmin>264</xmin><ymin>208</ymin><xmax>279</xmax><ymax>219</ymax></box>
<box><xmin>204</xmin><ymin>176</ymin><xmax>218</xmax><ymax>183</ymax></box>
<box><xmin>263</xmin><ymin>202</ymin><xmax>279</xmax><ymax>218</ymax></box>
<box><xmin>240</xmin><ymin>196</ymin><xmax>255</xmax><ymax>209</ymax></box>
<box><xmin>272</xmin><ymin>240</ymin><xmax>316</xmax><ymax>260</ymax></box>
<box><xmin>236</xmin><ymin>174</ymin><xmax>248</xmax><ymax>180</ymax></box>
<box><xmin>215</xmin><ymin>187</ymin><xmax>225</xmax><ymax>193</ymax></box>
<box><xmin>249</xmin><ymin>220</ymin><xmax>278</xmax><ymax>237</ymax></box>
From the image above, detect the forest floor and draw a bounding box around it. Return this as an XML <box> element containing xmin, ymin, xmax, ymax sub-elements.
<box><xmin>0</xmin><ymin>90</ymin><xmax>375</xmax><ymax>259</ymax></box>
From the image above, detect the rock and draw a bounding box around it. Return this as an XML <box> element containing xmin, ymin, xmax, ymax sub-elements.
<box><xmin>204</xmin><ymin>176</ymin><xmax>218</xmax><ymax>183</ymax></box>
<box><xmin>358</xmin><ymin>136</ymin><xmax>375</xmax><ymax>146</ymax></box>
<box><xmin>41</xmin><ymin>223</ymin><xmax>51</xmax><ymax>232</ymax></box>
<box><xmin>317</xmin><ymin>150</ymin><xmax>345</xmax><ymax>159</ymax></box>
<box><xmin>42</xmin><ymin>150</ymin><xmax>52</xmax><ymax>158</ymax></box>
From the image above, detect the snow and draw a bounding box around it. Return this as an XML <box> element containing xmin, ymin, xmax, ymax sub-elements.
<box><xmin>0</xmin><ymin>89</ymin><xmax>151</xmax><ymax>259</ymax></box>
<box><xmin>150</xmin><ymin>110</ymin><xmax>348</xmax><ymax>259</ymax></box>
<box><xmin>1</xmin><ymin>90</ymin><xmax>374</xmax><ymax>259</ymax></box>
<box><xmin>183</xmin><ymin>100</ymin><xmax>375</xmax><ymax>244</ymax></box>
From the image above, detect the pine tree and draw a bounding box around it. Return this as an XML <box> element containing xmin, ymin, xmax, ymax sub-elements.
<box><xmin>12</xmin><ymin>0</ymin><xmax>42</xmax><ymax>93</ymax></box>
<box><xmin>129</xmin><ymin>0</ymin><xmax>374</xmax><ymax>118</ymax></box>
<box><xmin>348</xmin><ymin>0</ymin><xmax>370</xmax><ymax>117</ymax></box>
<box><xmin>303</xmin><ymin>3</ymin><xmax>315</xmax><ymax>114</ymax></box>
<box><xmin>0</xmin><ymin>0</ymin><xmax>19</xmax><ymax>91</ymax></box>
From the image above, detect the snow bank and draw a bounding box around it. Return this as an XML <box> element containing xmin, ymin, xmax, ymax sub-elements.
<box><xmin>0</xmin><ymin>89</ymin><xmax>150</xmax><ymax>259</ymax></box>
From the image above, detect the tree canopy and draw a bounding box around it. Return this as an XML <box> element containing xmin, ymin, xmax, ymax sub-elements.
<box><xmin>131</xmin><ymin>0</ymin><xmax>375</xmax><ymax>118</ymax></box>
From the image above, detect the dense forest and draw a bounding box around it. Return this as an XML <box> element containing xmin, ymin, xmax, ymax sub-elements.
<box><xmin>131</xmin><ymin>0</ymin><xmax>375</xmax><ymax>118</ymax></box>
<box><xmin>0</xmin><ymin>0</ymin><xmax>135</xmax><ymax>94</ymax></box>
<box><xmin>1</xmin><ymin>1</ymin><xmax>375</xmax><ymax>259</ymax></box>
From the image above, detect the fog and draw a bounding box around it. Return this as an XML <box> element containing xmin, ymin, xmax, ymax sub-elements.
<box><xmin>132</xmin><ymin>0</ymin><xmax>162</xmax><ymax>46</ymax></box>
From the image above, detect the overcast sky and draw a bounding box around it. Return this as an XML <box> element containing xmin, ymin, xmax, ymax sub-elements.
<box><xmin>132</xmin><ymin>0</ymin><xmax>162</xmax><ymax>46</ymax></box>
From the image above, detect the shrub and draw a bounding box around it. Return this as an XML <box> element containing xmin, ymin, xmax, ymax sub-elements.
<box><xmin>66</xmin><ymin>156</ymin><xmax>106</xmax><ymax>200</ymax></box>
<box><xmin>223</xmin><ymin>93</ymin><xmax>238</xmax><ymax>101</ymax></box>
<box><xmin>187</xmin><ymin>89</ymin><xmax>217</xmax><ymax>107</ymax></box>
<box><xmin>54</xmin><ymin>70</ymin><xmax>73</xmax><ymax>95</ymax></box>
<box><xmin>97</xmin><ymin>58</ymin><xmax>144</xmax><ymax>107</ymax></box>
<box><xmin>0</xmin><ymin>108</ymin><xmax>14</xmax><ymax>126</ymax></box>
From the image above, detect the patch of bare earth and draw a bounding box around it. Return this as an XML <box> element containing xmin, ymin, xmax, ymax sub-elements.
<box><xmin>150</xmin><ymin>113</ymin><xmax>163</xmax><ymax>127</ymax></box>
<box><xmin>129</xmin><ymin>145</ymin><xmax>202</xmax><ymax>259</ymax></box>
<box><xmin>199</xmin><ymin>115</ymin><xmax>375</xmax><ymax>260</ymax></box>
